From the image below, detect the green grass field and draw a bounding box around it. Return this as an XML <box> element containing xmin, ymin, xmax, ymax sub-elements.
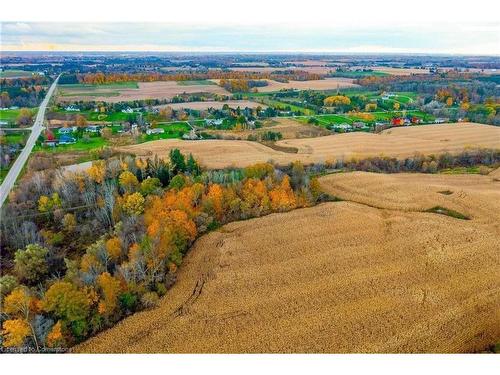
<box><xmin>34</xmin><ymin>136</ymin><xmax>109</xmax><ymax>153</ymax></box>
<box><xmin>302</xmin><ymin>110</ymin><xmax>435</xmax><ymax>127</ymax></box>
<box><xmin>140</xmin><ymin>121</ymin><xmax>191</xmax><ymax>142</ymax></box>
<box><xmin>0</xmin><ymin>108</ymin><xmax>38</xmax><ymax>126</ymax></box>
<box><xmin>177</xmin><ymin>80</ymin><xmax>216</xmax><ymax>86</ymax></box>
<box><xmin>54</xmin><ymin>109</ymin><xmax>138</xmax><ymax>122</ymax></box>
<box><xmin>0</xmin><ymin>70</ymin><xmax>34</xmax><ymax>78</ymax></box>
<box><xmin>58</xmin><ymin>82</ymin><xmax>139</xmax><ymax>97</ymax></box>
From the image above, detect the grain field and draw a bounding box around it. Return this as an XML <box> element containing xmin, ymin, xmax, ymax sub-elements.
<box><xmin>119</xmin><ymin>123</ymin><xmax>500</xmax><ymax>168</ymax></box>
<box><xmin>75</xmin><ymin>171</ymin><xmax>500</xmax><ymax>353</ymax></box>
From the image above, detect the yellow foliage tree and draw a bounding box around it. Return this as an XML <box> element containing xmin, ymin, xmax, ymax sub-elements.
<box><xmin>365</xmin><ymin>103</ymin><xmax>377</xmax><ymax>111</ymax></box>
<box><xmin>269</xmin><ymin>175</ymin><xmax>296</xmax><ymax>211</ymax></box>
<box><xmin>324</xmin><ymin>95</ymin><xmax>351</xmax><ymax>107</ymax></box>
<box><xmin>87</xmin><ymin>160</ymin><xmax>106</xmax><ymax>184</ymax></box>
<box><xmin>46</xmin><ymin>321</ymin><xmax>64</xmax><ymax>348</ymax></box>
<box><xmin>119</xmin><ymin>171</ymin><xmax>139</xmax><ymax>192</ymax></box>
<box><xmin>105</xmin><ymin>237</ymin><xmax>122</xmax><ymax>260</ymax></box>
<box><xmin>97</xmin><ymin>272</ymin><xmax>122</xmax><ymax>316</ymax></box>
<box><xmin>1</xmin><ymin>319</ymin><xmax>30</xmax><ymax>347</ymax></box>
<box><xmin>38</xmin><ymin>193</ymin><xmax>62</xmax><ymax>213</ymax></box>
<box><xmin>3</xmin><ymin>287</ymin><xmax>31</xmax><ymax>317</ymax></box>
<box><xmin>122</xmin><ymin>192</ymin><xmax>145</xmax><ymax>215</ymax></box>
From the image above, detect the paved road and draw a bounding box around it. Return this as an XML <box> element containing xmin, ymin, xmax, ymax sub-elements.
<box><xmin>0</xmin><ymin>75</ymin><xmax>60</xmax><ymax>207</ymax></box>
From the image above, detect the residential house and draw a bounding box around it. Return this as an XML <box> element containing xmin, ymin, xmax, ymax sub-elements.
<box><xmin>352</xmin><ymin>121</ymin><xmax>366</xmax><ymax>129</ymax></box>
<box><xmin>59</xmin><ymin>135</ymin><xmax>76</xmax><ymax>145</ymax></box>
<box><xmin>65</xmin><ymin>105</ymin><xmax>80</xmax><ymax>112</ymax></box>
<box><xmin>85</xmin><ymin>125</ymin><xmax>101</xmax><ymax>133</ymax></box>
<box><xmin>434</xmin><ymin>118</ymin><xmax>449</xmax><ymax>124</ymax></box>
<box><xmin>146</xmin><ymin>128</ymin><xmax>165</xmax><ymax>135</ymax></box>
<box><xmin>391</xmin><ymin>117</ymin><xmax>405</xmax><ymax>126</ymax></box>
<box><xmin>205</xmin><ymin>119</ymin><xmax>224</xmax><ymax>127</ymax></box>
<box><xmin>58</xmin><ymin>126</ymin><xmax>77</xmax><ymax>134</ymax></box>
<box><xmin>182</xmin><ymin>129</ymin><xmax>199</xmax><ymax>140</ymax></box>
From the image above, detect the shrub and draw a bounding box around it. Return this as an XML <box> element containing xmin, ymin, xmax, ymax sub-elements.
<box><xmin>141</xmin><ymin>291</ymin><xmax>159</xmax><ymax>309</ymax></box>
<box><xmin>119</xmin><ymin>292</ymin><xmax>138</xmax><ymax>312</ymax></box>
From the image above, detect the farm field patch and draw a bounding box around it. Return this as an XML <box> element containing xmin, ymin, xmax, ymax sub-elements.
<box><xmin>75</xmin><ymin>170</ymin><xmax>500</xmax><ymax>353</ymax></box>
<box><xmin>57</xmin><ymin>81</ymin><xmax>230</xmax><ymax>103</ymax></box>
<box><xmin>202</xmin><ymin>118</ymin><xmax>330</xmax><ymax>140</ymax></box>
<box><xmin>256</xmin><ymin>78</ymin><xmax>359</xmax><ymax>92</ymax></box>
<box><xmin>0</xmin><ymin>69</ymin><xmax>34</xmax><ymax>78</ymax></box>
<box><xmin>119</xmin><ymin>123</ymin><xmax>500</xmax><ymax>168</ymax></box>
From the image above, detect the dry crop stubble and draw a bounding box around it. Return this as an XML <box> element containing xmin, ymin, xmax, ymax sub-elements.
<box><xmin>75</xmin><ymin>171</ymin><xmax>500</xmax><ymax>353</ymax></box>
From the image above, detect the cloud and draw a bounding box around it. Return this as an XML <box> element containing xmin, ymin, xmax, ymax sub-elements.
<box><xmin>1</xmin><ymin>22</ymin><xmax>499</xmax><ymax>55</ymax></box>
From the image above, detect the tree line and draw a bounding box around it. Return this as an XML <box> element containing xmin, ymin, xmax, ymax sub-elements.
<box><xmin>0</xmin><ymin>150</ymin><xmax>321</xmax><ymax>351</ymax></box>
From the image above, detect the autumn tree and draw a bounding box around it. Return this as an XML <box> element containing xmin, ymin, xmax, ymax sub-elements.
<box><xmin>118</xmin><ymin>170</ymin><xmax>139</xmax><ymax>193</ymax></box>
<box><xmin>87</xmin><ymin>160</ymin><xmax>106</xmax><ymax>184</ymax></box>
<box><xmin>159</xmin><ymin>106</ymin><xmax>173</xmax><ymax>120</ymax></box>
<box><xmin>38</xmin><ymin>192</ymin><xmax>62</xmax><ymax>213</ymax></box>
<box><xmin>122</xmin><ymin>192</ymin><xmax>145</xmax><ymax>215</ymax></box>
<box><xmin>101</xmin><ymin>127</ymin><xmax>112</xmax><ymax>139</ymax></box>
<box><xmin>0</xmin><ymin>91</ymin><xmax>11</xmax><ymax>108</ymax></box>
<box><xmin>14</xmin><ymin>244</ymin><xmax>49</xmax><ymax>285</ymax></box>
<box><xmin>16</xmin><ymin>108</ymin><xmax>33</xmax><ymax>126</ymax></box>
<box><xmin>105</xmin><ymin>237</ymin><xmax>122</xmax><ymax>261</ymax></box>
<box><xmin>97</xmin><ymin>272</ymin><xmax>122</xmax><ymax>317</ymax></box>
<box><xmin>75</xmin><ymin>114</ymin><xmax>87</xmax><ymax>127</ymax></box>
<box><xmin>269</xmin><ymin>175</ymin><xmax>296</xmax><ymax>212</ymax></box>
<box><xmin>324</xmin><ymin>95</ymin><xmax>351</xmax><ymax>107</ymax></box>
<box><xmin>1</xmin><ymin>319</ymin><xmax>30</xmax><ymax>347</ymax></box>
<box><xmin>62</xmin><ymin>213</ymin><xmax>77</xmax><ymax>233</ymax></box>
<box><xmin>43</xmin><ymin>281</ymin><xmax>90</xmax><ymax>323</ymax></box>
<box><xmin>140</xmin><ymin>177</ymin><xmax>162</xmax><ymax>196</ymax></box>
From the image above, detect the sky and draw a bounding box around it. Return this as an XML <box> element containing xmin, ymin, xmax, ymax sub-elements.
<box><xmin>1</xmin><ymin>0</ymin><xmax>499</xmax><ymax>54</ymax></box>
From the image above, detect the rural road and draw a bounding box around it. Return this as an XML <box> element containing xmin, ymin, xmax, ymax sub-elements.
<box><xmin>0</xmin><ymin>75</ymin><xmax>60</xmax><ymax>207</ymax></box>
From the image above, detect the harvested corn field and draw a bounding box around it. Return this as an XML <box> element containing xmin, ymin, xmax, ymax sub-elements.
<box><xmin>58</xmin><ymin>81</ymin><xmax>230</xmax><ymax>103</ymax></box>
<box><xmin>256</xmin><ymin>77</ymin><xmax>358</xmax><ymax>92</ymax></box>
<box><xmin>119</xmin><ymin>123</ymin><xmax>500</xmax><ymax>168</ymax></box>
<box><xmin>318</xmin><ymin>170</ymin><xmax>500</xmax><ymax>223</ymax></box>
<box><xmin>202</xmin><ymin>118</ymin><xmax>331</xmax><ymax>140</ymax></box>
<box><xmin>75</xmin><ymin>170</ymin><xmax>500</xmax><ymax>353</ymax></box>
